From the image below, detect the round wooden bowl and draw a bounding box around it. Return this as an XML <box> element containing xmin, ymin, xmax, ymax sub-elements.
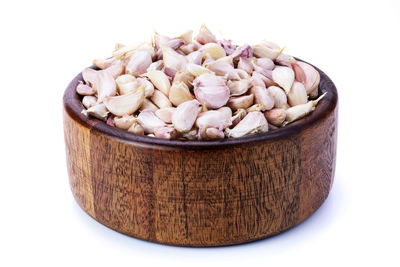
<box><xmin>63</xmin><ymin>60</ymin><xmax>338</xmax><ymax>246</ymax></box>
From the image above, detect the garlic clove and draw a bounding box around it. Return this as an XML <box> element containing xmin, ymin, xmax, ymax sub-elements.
<box><xmin>201</xmin><ymin>43</ymin><xmax>226</xmax><ymax>60</ymax></box>
<box><xmin>252</xmin><ymin>41</ymin><xmax>283</xmax><ymax>60</ymax></box>
<box><xmin>182</xmin><ymin>128</ymin><xmax>198</xmax><ymax>140</ymax></box>
<box><xmin>284</xmin><ymin>92</ymin><xmax>326</xmax><ymax>125</ymax></box>
<box><xmin>112</xmin><ymin>42</ymin><xmax>146</xmax><ymax>59</ymax></box>
<box><xmin>246</xmin><ymin>104</ymin><xmax>264</xmax><ymax>112</ymax></box>
<box><xmin>272</xmin><ymin>66</ymin><xmax>295</xmax><ymax>94</ymax></box>
<box><xmin>178</xmin><ymin>30</ymin><xmax>193</xmax><ymax>44</ymax></box>
<box><xmin>230</xmin><ymin>44</ymin><xmax>253</xmax><ymax>59</ymax></box>
<box><xmin>225</xmin><ymin>111</ymin><xmax>268</xmax><ymax>138</ymax></box>
<box><xmin>105</xmin><ymin>60</ymin><xmax>124</xmax><ymax>79</ymax></box>
<box><xmin>251</xmin><ymin>71</ymin><xmax>276</xmax><ymax>88</ymax></box>
<box><xmin>309</xmin><ymin>88</ymin><xmax>319</xmax><ymax>99</ymax></box>
<box><xmin>205</xmin><ymin>127</ymin><xmax>225</xmax><ymax>139</ymax></box>
<box><xmin>125</xmin><ymin>50</ymin><xmax>153</xmax><ymax>76</ymax></box>
<box><xmin>186</xmin><ymin>63</ymin><xmax>213</xmax><ymax>76</ymax></box>
<box><xmin>250</xmin><ymin>86</ymin><xmax>274</xmax><ymax>111</ymax></box>
<box><xmin>217</xmin><ymin>106</ymin><xmax>233</xmax><ymax>119</ymax></box>
<box><xmin>252</xmin><ymin>58</ymin><xmax>275</xmax><ymax>78</ymax></box>
<box><xmin>227</xmin><ymin>78</ymin><xmax>251</xmax><ymax>96</ymax></box>
<box><xmin>136</xmin><ymin>77</ymin><xmax>155</xmax><ymax>98</ymax></box>
<box><xmin>139</xmin><ymin>98</ymin><xmax>159</xmax><ymax>112</ymax></box>
<box><xmin>154</xmin><ymin>126</ymin><xmax>178</xmax><ymax>139</ymax></box>
<box><xmin>94</xmin><ymin>70</ymin><xmax>117</xmax><ymax>103</ymax></box>
<box><xmin>267</xmin><ymin>86</ymin><xmax>288</xmax><ymax>108</ymax></box>
<box><xmin>127</xmin><ymin>122</ymin><xmax>145</xmax><ymax>136</ymax></box>
<box><xmin>151</xmin><ymin>89</ymin><xmax>173</xmax><ymax>108</ymax></box>
<box><xmin>287</xmin><ymin>81</ymin><xmax>308</xmax><ymax>106</ymax></box>
<box><xmin>82</xmin><ymin>95</ymin><xmax>98</xmax><ymax>109</ymax></box>
<box><xmin>146</xmin><ymin>60</ymin><xmax>164</xmax><ymax>72</ymax></box>
<box><xmin>142</xmin><ymin>70</ymin><xmax>171</xmax><ymax>95</ymax></box>
<box><xmin>116</xmin><ymin>74</ymin><xmax>137</xmax><ymax>95</ymax></box>
<box><xmin>82</xmin><ymin>103</ymin><xmax>109</xmax><ymax>121</ymax></box>
<box><xmin>155</xmin><ymin>107</ymin><xmax>176</xmax><ymax>123</ymax></box>
<box><xmin>76</xmin><ymin>81</ymin><xmax>96</xmax><ymax>96</ymax></box>
<box><xmin>292</xmin><ymin>60</ymin><xmax>320</xmax><ymax>94</ymax></box>
<box><xmin>275</xmin><ymin>53</ymin><xmax>295</xmax><ymax>67</ymax></box>
<box><xmin>169</xmin><ymin>81</ymin><xmax>194</xmax><ymax>106</ymax></box>
<box><xmin>164</xmin><ymin>38</ymin><xmax>185</xmax><ymax>50</ymax></box>
<box><xmin>264</xmin><ymin>108</ymin><xmax>286</xmax><ymax>126</ymax></box>
<box><xmin>137</xmin><ymin>110</ymin><xmax>166</xmax><ymax>134</ymax></box>
<box><xmin>113</xmin><ymin>114</ymin><xmax>137</xmax><ymax>130</ymax></box>
<box><xmin>153</xmin><ymin>32</ymin><xmax>171</xmax><ymax>50</ymax></box>
<box><xmin>237</xmin><ymin>57</ymin><xmax>253</xmax><ymax>74</ymax></box>
<box><xmin>195</xmin><ymin>110</ymin><xmax>232</xmax><ymax>130</ymax></box>
<box><xmin>204</xmin><ymin>59</ymin><xmax>240</xmax><ymax>80</ymax></box>
<box><xmin>103</xmin><ymin>85</ymin><xmax>145</xmax><ymax>116</ymax></box>
<box><xmin>194</xmin><ymin>24</ymin><xmax>217</xmax><ymax>44</ymax></box>
<box><xmin>194</xmin><ymin>73</ymin><xmax>230</xmax><ymax>109</ymax></box>
<box><xmin>227</xmin><ymin>94</ymin><xmax>254</xmax><ymax>111</ymax></box>
<box><xmin>82</xmin><ymin>67</ymin><xmax>97</xmax><ymax>86</ymax></box>
<box><xmin>218</xmin><ymin>39</ymin><xmax>237</xmax><ymax>56</ymax></box>
<box><xmin>173</xmin><ymin>71</ymin><xmax>195</xmax><ymax>88</ymax></box>
<box><xmin>186</xmin><ymin>51</ymin><xmax>202</xmax><ymax>65</ymax></box>
<box><xmin>93</xmin><ymin>57</ymin><xmax>116</xmax><ymax>69</ymax></box>
<box><xmin>172</xmin><ymin>99</ymin><xmax>201</xmax><ymax>132</ymax></box>
<box><xmin>161</xmin><ymin>46</ymin><xmax>188</xmax><ymax>72</ymax></box>
<box><xmin>231</xmin><ymin>108</ymin><xmax>247</xmax><ymax>127</ymax></box>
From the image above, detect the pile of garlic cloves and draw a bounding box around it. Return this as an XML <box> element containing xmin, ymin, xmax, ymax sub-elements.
<box><xmin>78</xmin><ymin>25</ymin><xmax>325</xmax><ymax>140</ymax></box>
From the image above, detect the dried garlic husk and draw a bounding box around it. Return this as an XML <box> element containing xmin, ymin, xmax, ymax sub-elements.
<box><xmin>225</xmin><ymin>111</ymin><xmax>268</xmax><ymax>138</ymax></box>
<box><xmin>142</xmin><ymin>70</ymin><xmax>171</xmax><ymax>95</ymax></box>
<box><xmin>284</xmin><ymin>93</ymin><xmax>326</xmax><ymax>125</ymax></box>
<box><xmin>172</xmin><ymin>100</ymin><xmax>200</xmax><ymax>132</ymax></box>
<box><xmin>103</xmin><ymin>85</ymin><xmax>145</xmax><ymax>116</ymax></box>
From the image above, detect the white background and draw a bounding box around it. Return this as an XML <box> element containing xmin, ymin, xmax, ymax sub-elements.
<box><xmin>1</xmin><ymin>0</ymin><xmax>399</xmax><ymax>266</ymax></box>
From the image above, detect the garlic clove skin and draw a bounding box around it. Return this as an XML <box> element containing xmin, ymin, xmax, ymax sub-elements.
<box><xmin>186</xmin><ymin>51</ymin><xmax>203</xmax><ymax>65</ymax></box>
<box><xmin>250</xmin><ymin>86</ymin><xmax>274</xmax><ymax>111</ymax></box>
<box><xmin>182</xmin><ymin>128</ymin><xmax>198</xmax><ymax>140</ymax></box>
<box><xmin>237</xmin><ymin>57</ymin><xmax>253</xmax><ymax>74</ymax></box>
<box><xmin>205</xmin><ymin>127</ymin><xmax>225</xmax><ymax>140</ymax></box>
<box><xmin>137</xmin><ymin>110</ymin><xmax>167</xmax><ymax>134</ymax></box>
<box><xmin>230</xmin><ymin>44</ymin><xmax>253</xmax><ymax>59</ymax></box>
<box><xmin>231</xmin><ymin>108</ymin><xmax>247</xmax><ymax>127</ymax></box>
<box><xmin>82</xmin><ymin>95</ymin><xmax>98</xmax><ymax>109</ymax></box>
<box><xmin>251</xmin><ymin>71</ymin><xmax>275</xmax><ymax>88</ymax></box>
<box><xmin>267</xmin><ymin>86</ymin><xmax>288</xmax><ymax>108</ymax></box>
<box><xmin>82</xmin><ymin>103</ymin><xmax>109</xmax><ymax>121</ymax></box>
<box><xmin>93</xmin><ymin>57</ymin><xmax>116</xmax><ymax>69</ymax></box>
<box><xmin>161</xmin><ymin>46</ymin><xmax>188</xmax><ymax>72</ymax></box>
<box><xmin>227</xmin><ymin>78</ymin><xmax>251</xmax><ymax>96</ymax></box>
<box><xmin>195</xmin><ymin>110</ymin><xmax>232</xmax><ymax>130</ymax></box>
<box><xmin>275</xmin><ymin>53</ymin><xmax>295</xmax><ymax>67</ymax></box>
<box><xmin>169</xmin><ymin>81</ymin><xmax>194</xmax><ymax>106</ymax></box>
<box><xmin>151</xmin><ymin>89</ymin><xmax>173</xmax><ymax>109</ymax></box>
<box><xmin>154</xmin><ymin>126</ymin><xmax>178</xmax><ymax>140</ymax></box>
<box><xmin>284</xmin><ymin>93</ymin><xmax>326</xmax><ymax>125</ymax></box>
<box><xmin>139</xmin><ymin>98</ymin><xmax>159</xmax><ymax>112</ymax></box>
<box><xmin>105</xmin><ymin>60</ymin><xmax>124</xmax><ymax>79</ymax></box>
<box><xmin>246</xmin><ymin>104</ymin><xmax>264</xmax><ymax>112</ymax></box>
<box><xmin>146</xmin><ymin>60</ymin><xmax>164</xmax><ymax>72</ymax></box>
<box><xmin>292</xmin><ymin>61</ymin><xmax>320</xmax><ymax>94</ymax></box>
<box><xmin>204</xmin><ymin>59</ymin><xmax>240</xmax><ymax>80</ymax></box>
<box><xmin>173</xmin><ymin>71</ymin><xmax>195</xmax><ymax>88</ymax></box>
<box><xmin>136</xmin><ymin>77</ymin><xmax>155</xmax><ymax>98</ymax></box>
<box><xmin>287</xmin><ymin>81</ymin><xmax>308</xmax><ymax>106</ymax></box>
<box><xmin>264</xmin><ymin>108</ymin><xmax>286</xmax><ymax>126</ymax></box>
<box><xmin>194</xmin><ymin>24</ymin><xmax>217</xmax><ymax>44</ymax></box>
<box><xmin>186</xmin><ymin>63</ymin><xmax>213</xmax><ymax>76</ymax></box>
<box><xmin>94</xmin><ymin>70</ymin><xmax>117</xmax><ymax>103</ymax></box>
<box><xmin>76</xmin><ymin>81</ymin><xmax>96</xmax><ymax>96</ymax></box>
<box><xmin>125</xmin><ymin>50</ymin><xmax>152</xmax><ymax>76</ymax></box>
<box><xmin>178</xmin><ymin>30</ymin><xmax>193</xmax><ymax>44</ymax></box>
<box><xmin>127</xmin><ymin>122</ymin><xmax>145</xmax><ymax>136</ymax></box>
<box><xmin>272</xmin><ymin>66</ymin><xmax>294</xmax><ymax>94</ymax></box>
<box><xmin>82</xmin><ymin>68</ymin><xmax>97</xmax><ymax>86</ymax></box>
<box><xmin>115</xmin><ymin>74</ymin><xmax>137</xmax><ymax>95</ymax></box>
<box><xmin>172</xmin><ymin>99</ymin><xmax>201</xmax><ymax>132</ymax></box>
<box><xmin>164</xmin><ymin>38</ymin><xmax>185</xmax><ymax>50</ymax></box>
<box><xmin>217</xmin><ymin>106</ymin><xmax>233</xmax><ymax>119</ymax></box>
<box><xmin>142</xmin><ymin>70</ymin><xmax>171</xmax><ymax>96</ymax></box>
<box><xmin>225</xmin><ymin>111</ymin><xmax>268</xmax><ymax>138</ymax></box>
<box><xmin>103</xmin><ymin>85</ymin><xmax>145</xmax><ymax>116</ymax></box>
<box><xmin>155</xmin><ymin>107</ymin><xmax>176</xmax><ymax>123</ymax></box>
<box><xmin>113</xmin><ymin>114</ymin><xmax>137</xmax><ymax>130</ymax></box>
<box><xmin>227</xmin><ymin>94</ymin><xmax>254</xmax><ymax>110</ymax></box>
<box><xmin>252</xmin><ymin>41</ymin><xmax>282</xmax><ymax>60</ymax></box>
<box><xmin>194</xmin><ymin>73</ymin><xmax>230</xmax><ymax>109</ymax></box>
<box><xmin>201</xmin><ymin>43</ymin><xmax>226</xmax><ymax>60</ymax></box>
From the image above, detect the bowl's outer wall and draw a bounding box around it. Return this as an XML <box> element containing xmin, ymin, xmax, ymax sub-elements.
<box><xmin>63</xmin><ymin>65</ymin><xmax>338</xmax><ymax>246</ymax></box>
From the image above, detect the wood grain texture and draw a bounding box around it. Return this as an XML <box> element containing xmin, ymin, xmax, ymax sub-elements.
<box><xmin>63</xmin><ymin>61</ymin><xmax>338</xmax><ymax>246</ymax></box>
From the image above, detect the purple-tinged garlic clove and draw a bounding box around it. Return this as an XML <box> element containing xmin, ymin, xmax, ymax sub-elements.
<box><xmin>139</xmin><ymin>98</ymin><xmax>159</xmax><ymax>112</ymax></box>
<box><xmin>309</xmin><ymin>88</ymin><xmax>319</xmax><ymax>99</ymax></box>
<box><xmin>252</xmin><ymin>41</ymin><xmax>283</xmax><ymax>60</ymax></box>
<box><xmin>225</xmin><ymin>111</ymin><xmax>268</xmax><ymax>138</ymax></box>
<box><xmin>152</xmin><ymin>32</ymin><xmax>171</xmax><ymax>49</ymax></box>
<box><xmin>93</xmin><ymin>57</ymin><xmax>116</xmax><ymax>69</ymax></box>
<box><xmin>94</xmin><ymin>70</ymin><xmax>117</xmax><ymax>103</ymax></box>
<box><xmin>186</xmin><ymin>51</ymin><xmax>202</xmax><ymax>65</ymax></box>
<box><xmin>237</xmin><ymin>57</ymin><xmax>253</xmax><ymax>74</ymax></box>
<box><xmin>195</xmin><ymin>110</ymin><xmax>232</xmax><ymax>130</ymax></box>
<box><xmin>230</xmin><ymin>44</ymin><xmax>253</xmax><ymax>59</ymax></box>
<box><xmin>82</xmin><ymin>96</ymin><xmax>98</xmax><ymax>109</ymax></box>
<box><xmin>201</xmin><ymin>43</ymin><xmax>226</xmax><ymax>60</ymax></box>
<box><xmin>136</xmin><ymin>78</ymin><xmax>155</xmax><ymax>97</ymax></box>
<box><xmin>76</xmin><ymin>81</ymin><xmax>96</xmax><ymax>96</ymax></box>
<box><xmin>155</xmin><ymin>107</ymin><xmax>176</xmax><ymax>123</ymax></box>
<box><xmin>106</xmin><ymin>114</ymin><xmax>115</xmax><ymax>127</ymax></box>
<box><xmin>227</xmin><ymin>94</ymin><xmax>254</xmax><ymax>110</ymax></box>
<box><xmin>137</xmin><ymin>110</ymin><xmax>166</xmax><ymax>134</ymax></box>
<box><xmin>164</xmin><ymin>38</ymin><xmax>185</xmax><ymax>50</ymax></box>
<box><xmin>103</xmin><ymin>85</ymin><xmax>145</xmax><ymax>116</ymax></box>
<box><xmin>113</xmin><ymin>114</ymin><xmax>137</xmax><ymax>130</ymax></box>
<box><xmin>275</xmin><ymin>53</ymin><xmax>295</xmax><ymax>67</ymax></box>
<box><xmin>151</xmin><ymin>89</ymin><xmax>172</xmax><ymax>109</ymax></box>
<box><xmin>194</xmin><ymin>24</ymin><xmax>217</xmax><ymax>44</ymax></box>
<box><xmin>227</xmin><ymin>78</ymin><xmax>251</xmax><ymax>96</ymax></box>
<box><xmin>172</xmin><ymin>99</ymin><xmax>201</xmax><ymax>132</ymax></box>
<box><xmin>173</xmin><ymin>71</ymin><xmax>195</xmax><ymax>88</ymax></box>
<box><xmin>186</xmin><ymin>63</ymin><xmax>213</xmax><ymax>76</ymax></box>
<box><xmin>218</xmin><ymin>39</ymin><xmax>237</xmax><ymax>56</ymax></box>
<box><xmin>251</xmin><ymin>71</ymin><xmax>276</xmax><ymax>88</ymax></box>
<box><xmin>231</xmin><ymin>108</ymin><xmax>247</xmax><ymax>127</ymax></box>
<box><xmin>252</xmin><ymin>58</ymin><xmax>275</xmax><ymax>77</ymax></box>
<box><xmin>288</xmin><ymin>81</ymin><xmax>308</xmax><ymax>106</ymax></box>
<box><xmin>154</xmin><ymin>126</ymin><xmax>178</xmax><ymax>139</ymax></box>
<box><xmin>284</xmin><ymin>93</ymin><xmax>326</xmax><ymax>125</ymax></box>
<box><xmin>146</xmin><ymin>60</ymin><xmax>164</xmax><ymax>72</ymax></box>
<box><xmin>204</xmin><ymin>59</ymin><xmax>240</xmax><ymax>80</ymax></box>
<box><xmin>264</xmin><ymin>108</ymin><xmax>286</xmax><ymax>126</ymax></box>
<box><xmin>272</xmin><ymin>66</ymin><xmax>294</xmax><ymax>94</ymax></box>
<box><xmin>169</xmin><ymin>81</ymin><xmax>194</xmax><ymax>106</ymax></box>
<box><xmin>161</xmin><ymin>46</ymin><xmax>187</xmax><ymax>72</ymax></box>
<box><xmin>125</xmin><ymin>50</ymin><xmax>153</xmax><ymax>76</ymax></box>
<box><xmin>194</xmin><ymin>73</ymin><xmax>230</xmax><ymax>109</ymax></box>
<box><xmin>82</xmin><ymin>103</ymin><xmax>109</xmax><ymax>121</ymax></box>
<box><xmin>291</xmin><ymin>60</ymin><xmax>320</xmax><ymax>94</ymax></box>
<box><xmin>267</xmin><ymin>86</ymin><xmax>288</xmax><ymax>108</ymax></box>
<box><xmin>250</xmin><ymin>86</ymin><xmax>274</xmax><ymax>111</ymax></box>
<box><xmin>142</xmin><ymin>70</ymin><xmax>171</xmax><ymax>95</ymax></box>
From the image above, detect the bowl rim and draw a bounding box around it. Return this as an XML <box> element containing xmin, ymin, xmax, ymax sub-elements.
<box><xmin>63</xmin><ymin>58</ymin><xmax>338</xmax><ymax>149</ymax></box>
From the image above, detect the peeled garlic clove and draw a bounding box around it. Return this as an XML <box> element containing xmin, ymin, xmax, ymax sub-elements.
<box><xmin>288</xmin><ymin>81</ymin><xmax>307</xmax><ymax>106</ymax></box>
<box><xmin>201</xmin><ymin>43</ymin><xmax>226</xmax><ymax>60</ymax></box>
<box><xmin>136</xmin><ymin>78</ymin><xmax>155</xmax><ymax>97</ymax></box>
<box><xmin>172</xmin><ymin>99</ymin><xmax>201</xmax><ymax>132</ymax></box>
<box><xmin>162</xmin><ymin>46</ymin><xmax>187</xmax><ymax>72</ymax></box>
<box><xmin>231</xmin><ymin>108</ymin><xmax>247</xmax><ymax>127</ymax></box>
<box><xmin>82</xmin><ymin>68</ymin><xmax>97</xmax><ymax>85</ymax></box>
<box><xmin>82</xmin><ymin>103</ymin><xmax>109</xmax><ymax>121</ymax></box>
<box><xmin>264</xmin><ymin>108</ymin><xmax>286</xmax><ymax>126</ymax></box>
<box><xmin>186</xmin><ymin>51</ymin><xmax>202</xmax><ymax>65</ymax></box>
<box><xmin>113</xmin><ymin>114</ymin><xmax>137</xmax><ymax>130</ymax></box>
<box><xmin>227</xmin><ymin>78</ymin><xmax>251</xmax><ymax>96</ymax></box>
<box><xmin>194</xmin><ymin>24</ymin><xmax>217</xmax><ymax>44</ymax></box>
<box><xmin>186</xmin><ymin>63</ymin><xmax>213</xmax><ymax>76</ymax></box>
<box><xmin>267</xmin><ymin>86</ymin><xmax>287</xmax><ymax>108</ymax></box>
<box><xmin>205</xmin><ymin>127</ymin><xmax>225</xmax><ymax>139</ymax></box>
<box><xmin>284</xmin><ymin>93</ymin><xmax>326</xmax><ymax>125</ymax></box>
<box><xmin>194</xmin><ymin>73</ymin><xmax>230</xmax><ymax>109</ymax></box>
<box><xmin>126</xmin><ymin>50</ymin><xmax>152</xmax><ymax>76</ymax></box>
<box><xmin>292</xmin><ymin>61</ymin><xmax>320</xmax><ymax>94</ymax></box>
<box><xmin>225</xmin><ymin>111</ymin><xmax>268</xmax><ymax>138</ymax></box>
<box><xmin>230</xmin><ymin>44</ymin><xmax>253</xmax><ymax>59</ymax></box>
<box><xmin>195</xmin><ymin>110</ymin><xmax>231</xmax><ymax>130</ymax></box>
<box><xmin>93</xmin><ymin>57</ymin><xmax>115</xmax><ymax>69</ymax></box>
<box><xmin>237</xmin><ymin>57</ymin><xmax>253</xmax><ymax>74</ymax></box>
<box><xmin>82</xmin><ymin>95</ymin><xmax>97</xmax><ymax>109</ymax></box>
<box><xmin>154</xmin><ymin>126</ymin><xmax>178</xmax><ymax>139</ymax></box>
<box><xmin>155</xmin><ymin>107</ymin><xmax>176</xmax><ymax>123</ymax></box>
<box><xmin>151</xmin><ymin>89</ymin><xmax>172</xmax><ymax>109</ymax></box>
<box><xmin>275</xmin><ymin>53</ymin><xmax>295</xmax><ymax>67</ymax></box>
<box><xmin>205</xmin><ymin>59</ymin><xmax>239</xmax><ymax>80</ymax></box>
<box><xmin>169</xmin><ymin>81</ymin><xmax>194</xmax><ymax>106</ymax></box>
<box><xmin>127</xmin><ymin>122</ymin><xmax>145</xmax><ymax>136</ymax></box>
<box><xmin>147</xmin><ymin>60</ymin><xmax>164</xmax><ymax>72</ymax></box>
<box><xmin>246</xmin><ymin>104</ymin><xmax>264</xmax><ymax>112</ymax></box>
<box><xmin>250</xmin><ymin>86</ymin><xmax>274</xmax><ymax>111</ymax></box>
<box><xmin>103</xmin><ymin>85</ymin><xmax>145</xmax><ymax>116</ymax></box>
<box><xmin>173</xmin><ymin>71</ymin><xmax>195</xmax><ymax>88</ymax></box>
<box><xmin>251</xmin><ymin>71</ymin><xmax>276</xmax><ymax>88</ymax></box>
<box><xmin>139</xmin><ymin>98</ymin><xmax>159</xmax><ymax>112</ymax></box>
<box><xmin>94</xmin><ymin>70</ymin><xmax>117</xmax><ymax>103</ymax></box>
<box><xmin>142</xmin><ymin>70</ymin><xmax>171</xmax><ymax>95</ymax></box>
<box><xmin>137</xmin><ymin>110</ymin><xmax>166</xmax><ymax>134</ymax></box>
<box><xmin>116</xmin><ymin>74</ymin><xmax>137</xmax><ymax>95</ymax></box>
<box><xmin>76</xmin><ymin>81</ymin><xmax>96</xmax><ymax>96</ymax></box>
<box><xmin>252</xmin><ymin>41</ymin><xmax>283</xmax><ymax>60</ymax></box>
<box><xmin>227</xmin><ymin>94</ymin><xmax>254</xmax><ymax>111</ymax></box>
<box><xmin>272</xmin><ymin>66</ymin><xmax>294</xmax><ymax>94</ymax></box>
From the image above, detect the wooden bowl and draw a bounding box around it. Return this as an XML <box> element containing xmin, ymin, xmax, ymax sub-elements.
<box><xmin>63</xmin><ymin>60</ymin><xmax>338</xmax><ymax>246</ymax></box>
